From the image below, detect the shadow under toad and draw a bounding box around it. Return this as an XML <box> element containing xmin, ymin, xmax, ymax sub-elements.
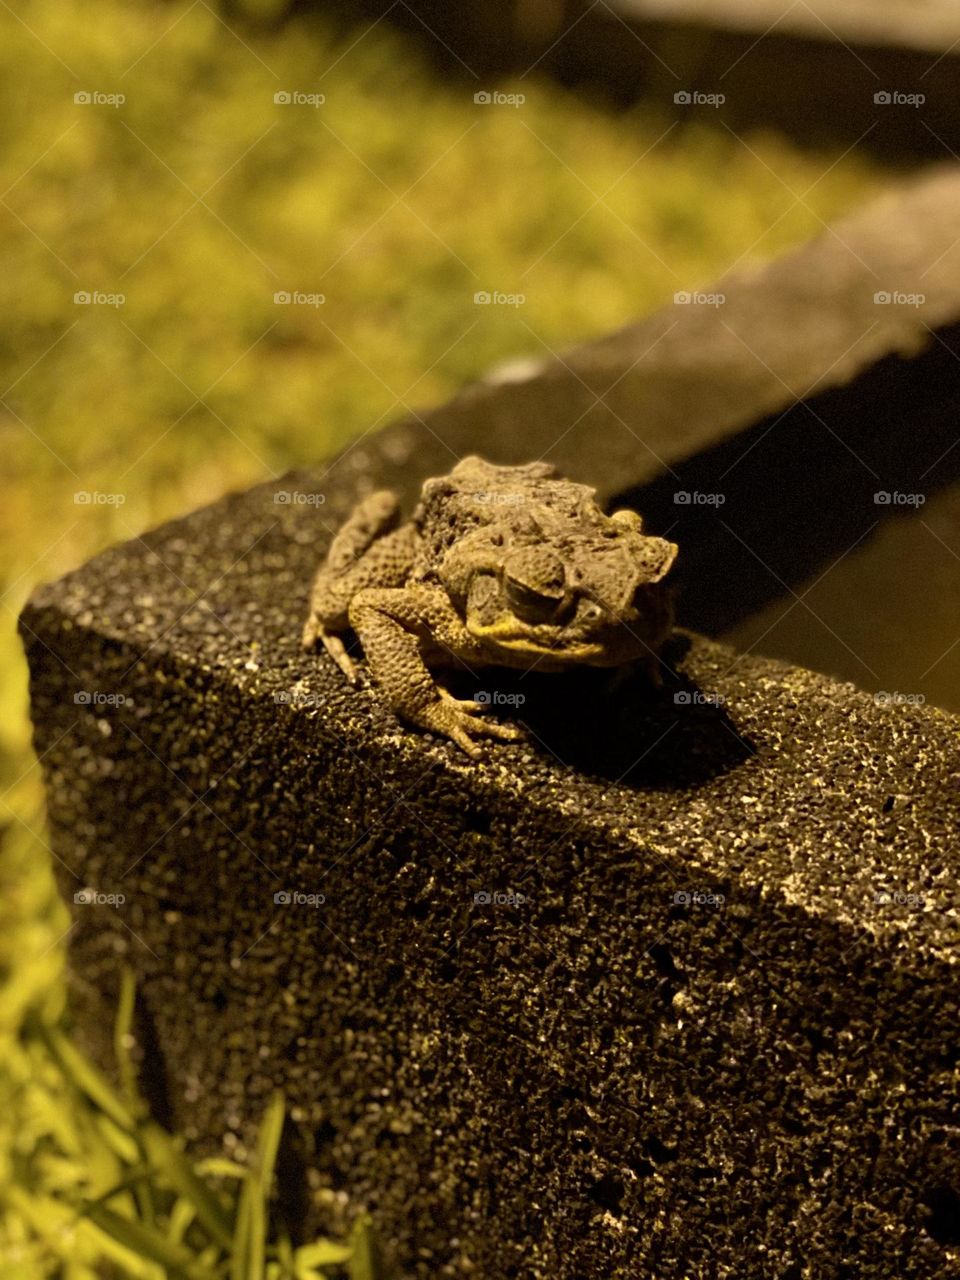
<box><xmin>444</xmin><ymin>633</ymin><xmax>753</xmax><ymax>788</ymax></box>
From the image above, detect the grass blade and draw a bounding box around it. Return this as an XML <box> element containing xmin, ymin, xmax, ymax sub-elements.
<box><xmin>113</xmin><ymin>967</ymin><xmax>140</xmax><ymax>1116</ymax></box>
<box><xmin>230</xmin><ymin>1175</ymin><xmax>253</xmax><ymax>1280</ymax></box>
<box><xmin>247</xmin><ymin>1092</ymin><xmax>286</xmax><ymax>1280</ymax></box>
<box><xmin>82</xmin><ymin>1202</ymin><xmax>214</xmax><ymax>1277</ymax></box>
<box><xmin>294</xmin><ymin>1240</ymin><xmax>353</xmax><ymax>1269</ymax></box>
<box><xmin>195</xmin><ymin>1157</ymin><xmax>248</xmax><ymax>1180</ymax></box>
<box><xmin>254</xmin><ymin>1092</ymin><xmax>286</xmax><ymax>1190</ymax></box>
<box><xmin>347</xmin><ymin>1216</ymin><xmax>378</xmax><ymax>1280</ymax></box>
<box><xmin>140</xmin><ymin>1120</ymin><xmax>232</xmax><ymax>1249</ymax></box>
<box><xmin>33</xmin><ymin>1018</ymin><xmax>135</xmax><ymax>1132</ymax></box>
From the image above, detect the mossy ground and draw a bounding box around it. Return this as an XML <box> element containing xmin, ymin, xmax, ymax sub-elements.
<box><xmin>0</xmin><ymin>0</ymin><xmax>883</xmax><ymax>1272</ymax></box>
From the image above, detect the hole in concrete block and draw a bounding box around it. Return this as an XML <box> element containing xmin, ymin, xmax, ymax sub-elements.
<box><xmin>536</xmin><ymin>904</ymin><xmax>566</xmax><ymax>928</ymax></box>
<box><xmin>463</xmin><ymin>807</ymin><xmax>492</xmax><ymax>835</ymax></box>
<box><xmin>645</xmin><ymin>1135</ymin><xmax>677</xmax><ymax>1165</ymax></box>
<box><xmin>923</xmin><ymin>1185</ymin><xmax>960</xmax><ymax>1246</ymax></box>
<box><xmin>586</xmin><ymin>1171</ymin><xmax>625</xmax><ymax>1216</ymax></box>
<box><xmin>647</xmin><ymin>943</ymin><xmax>682</xmax><ymax>982</ymax></box>
<box><xmin>314</xmin><ymin>1118</ymin><xmax>337</xmax><ymax>1150</ymax></box>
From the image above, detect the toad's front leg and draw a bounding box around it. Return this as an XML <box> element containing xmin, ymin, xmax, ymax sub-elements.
<box><xmin>348</xmin><ymin>586</ymin><xmax>525</xmax><ymax>757</ymax></box>
<box><xmin>301</xmin><ymin>490</ymin><xmax>416</xmax><ymax>682</ymax></box>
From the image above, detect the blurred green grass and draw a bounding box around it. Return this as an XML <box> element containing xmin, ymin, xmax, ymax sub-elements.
<box><xmin>0</xmin><ymin>0</ymin><xmax>883</xmax><ymax>1271</ymax></box>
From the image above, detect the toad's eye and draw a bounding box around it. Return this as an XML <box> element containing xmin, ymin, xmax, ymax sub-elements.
<box><xmin>609</xmin><ymin>508</ymin><xmax>644</xmax><ymax>533</ymax></box>
<box><xmin>503</xmin><ymin>547</ymin><xmax>567</xmax><ymax>623</ymax></box>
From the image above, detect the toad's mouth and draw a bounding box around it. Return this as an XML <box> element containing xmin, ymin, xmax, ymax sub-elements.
<box><xmin>467</xmin><ymin>617</ymin><xmax>609</xmax><ymax>662</ymax></box>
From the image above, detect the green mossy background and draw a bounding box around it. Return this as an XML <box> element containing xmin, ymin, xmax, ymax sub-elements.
<box><xmin>1</xmin><ymin>0</ymin><xmax>883</xmax><ymax>1271</ymax></box>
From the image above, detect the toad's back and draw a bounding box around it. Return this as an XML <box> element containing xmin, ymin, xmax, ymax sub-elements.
<box><xmin>409</xmin><ymin>456</ymin><xmax>597</xmax><ymax>580</ymax></box>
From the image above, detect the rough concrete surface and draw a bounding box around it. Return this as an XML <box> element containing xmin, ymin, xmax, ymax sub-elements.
<box><xmin>20</xmin><ymin>450</ymin><xmax>960</xmax><ymax>1278</ymax></box>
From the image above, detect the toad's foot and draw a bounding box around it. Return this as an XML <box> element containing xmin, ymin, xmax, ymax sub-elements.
<box><xmin>348</xmin><ymin>585</ymin><xmax>526</xmax><ymax>757</ymax></box>
<box><xmin>419</xmin><ymin>700</ymin><xmax>526</xmax><ymax>760</ymax></box>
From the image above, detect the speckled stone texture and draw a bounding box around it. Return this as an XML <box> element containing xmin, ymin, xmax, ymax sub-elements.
<box><xmin>20</xmin><ymin>449</ymin><xmax>960</xmax><ymax>1279</ymax></box>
